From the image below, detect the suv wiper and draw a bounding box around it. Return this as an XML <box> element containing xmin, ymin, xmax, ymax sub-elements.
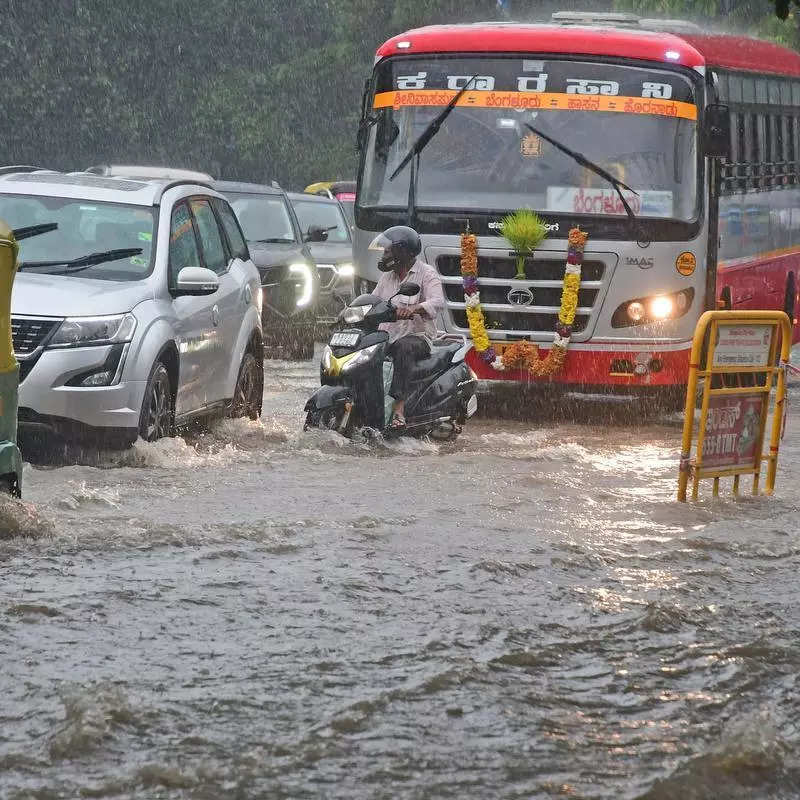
<box><xmin>252</xmin><ymin>237</ymin><xmax>295</xmax><ymax>244</ymax></box>
<box><xmin>19</xmin><ymin>247</ymin><xmax>143</xmax><ymax>273</ymax></box>
<box><xmin>523</xmin><ymin>122</ymin><xmax>638</xmax><ymax>220</ymax></box>
<box><xmin>389</xmin><ymin>76</ymin><xmax>476</xmax><ymax>225</ymax></box>
<box><xmin>12</xmin><ymin>222</ymin><xmax>59</xmax><ymax>241</ymax></box>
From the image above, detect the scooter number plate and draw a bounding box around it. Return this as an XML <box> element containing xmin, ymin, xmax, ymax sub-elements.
<box><xmin>330</xmin><ymin>332</ymin><xmax>360</xmax><ymax>347</ymax></box>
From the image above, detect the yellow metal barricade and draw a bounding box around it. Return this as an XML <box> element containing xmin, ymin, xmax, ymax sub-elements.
<box><xmin>678</xmin><ymin>310</ymin><xmax>792</xmax><ymax>501</ymax></box>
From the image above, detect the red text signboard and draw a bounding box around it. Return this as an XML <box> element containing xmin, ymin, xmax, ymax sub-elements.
<box><xmin>701</xmin><ymin>393</ymin><xmax>764</xmax><ymax>470</ymax></box>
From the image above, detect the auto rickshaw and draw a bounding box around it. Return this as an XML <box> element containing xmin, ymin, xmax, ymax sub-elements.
<box><xmin>0</xmin><ymin>219</ymin><xmax>56</xmax><ymax>497</ymax></box>
<box><xmin>304</xmin><ymin>180</ymin><xmax>356</xmax><ymax>224</ymax></box>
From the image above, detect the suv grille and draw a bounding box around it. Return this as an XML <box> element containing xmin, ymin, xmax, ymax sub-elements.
<box><xmin>316</xmin><ymin>264</ymin><xmax>337</xmax><ymax>291</ymax></box>
<box><xmin>12</xmin><ymin>316</ymin><xmax>60</xmax><ymax>355</ymax></box>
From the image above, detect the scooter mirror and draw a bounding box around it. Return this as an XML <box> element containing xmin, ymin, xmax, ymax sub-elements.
<box><xmin>396</xmin><ymin>282</ymin><xmax>420</xmax><ymax>296</ymax></box>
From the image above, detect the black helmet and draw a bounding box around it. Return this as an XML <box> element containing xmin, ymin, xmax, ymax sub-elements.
<box><xmin>369</xmin><ymin>225</ymin><xmax>422</xmax><ymax>272</ymax></box>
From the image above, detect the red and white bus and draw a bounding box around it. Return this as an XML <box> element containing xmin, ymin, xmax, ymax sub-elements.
<box><xmin>353</xmin><ymin>12</ymin><xmax>800</xmax><ymax>401</ymax></box>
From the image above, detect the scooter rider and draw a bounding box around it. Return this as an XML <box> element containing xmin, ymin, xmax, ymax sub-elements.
<box><xmin>370</xmin><ymin>225</ymin><xmax>445</xmax><ymax>429</ymax></box>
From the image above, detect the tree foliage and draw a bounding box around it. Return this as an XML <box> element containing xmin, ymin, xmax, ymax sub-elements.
<box><xmin>1</xmin><ymin>0</ymin><xmax>798</xmax><ymax>188</ymax></box>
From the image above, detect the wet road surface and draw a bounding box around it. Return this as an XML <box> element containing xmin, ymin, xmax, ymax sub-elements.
<box><xmin>2</xmin><ymin>352</ymin><xmax>800</xmax><ymax>799</ymax></box>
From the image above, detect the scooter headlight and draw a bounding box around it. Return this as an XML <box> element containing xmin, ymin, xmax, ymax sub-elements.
<box><xmin>341</xmin><ymin>305</ymin><xmax>370</xmax><ymax>324</ymax></box>
<box><xmin>341</xmin><ymin>344</ymin><xmax>379</xmax><ymax>373</ymax></box>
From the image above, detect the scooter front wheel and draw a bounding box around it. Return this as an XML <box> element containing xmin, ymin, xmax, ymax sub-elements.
<box><xmin>304</xmin><ymin>406</ymin><xmax>351</xmax><ymax>435</ymax></box>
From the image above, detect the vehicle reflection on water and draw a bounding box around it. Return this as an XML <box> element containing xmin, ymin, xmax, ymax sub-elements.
<box><xmin>2</xmin><ymin>350</ymin><xmax>800</xmax><ymax>799</ymax></box>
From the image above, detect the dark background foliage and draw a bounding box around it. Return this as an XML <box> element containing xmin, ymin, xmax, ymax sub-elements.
<box><xmin>1</xmin><ymin>0</ymin><xmax>797</xmax><ymax>189</ymax></box>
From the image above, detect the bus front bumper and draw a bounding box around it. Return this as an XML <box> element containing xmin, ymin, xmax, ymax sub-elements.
<box><xmin>466</xmin><ymin>342</ymin><xmax>692</xmax><ymax>388</ymax></box>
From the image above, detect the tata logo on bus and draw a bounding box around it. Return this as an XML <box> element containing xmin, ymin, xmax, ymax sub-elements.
<box><xmin>507</xmin><ymin>287</ymin><xmax>535</xmax><ymax>306</ymax></box>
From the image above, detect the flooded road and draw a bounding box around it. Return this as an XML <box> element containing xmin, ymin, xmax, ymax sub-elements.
<box><xmin>3</xmin><ymin>352</ymin><xmax>800</xmax><ymax>799</ymax></box>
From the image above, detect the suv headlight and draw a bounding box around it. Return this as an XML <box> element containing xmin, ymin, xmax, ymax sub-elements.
<box><xmin>49</xmin><ymin>313</ymin><xmax>137</xmax><ymax>348</ymax></box>
<box><xmin>289</xmin><ymin>263</ymin><xmax>313</xmax><ymax>308</ymax></box>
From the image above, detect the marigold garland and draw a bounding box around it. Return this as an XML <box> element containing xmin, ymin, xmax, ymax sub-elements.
<box><xmin>459</xmin><ymin>227</ymin><xmax>589</xmax><ymax>376</ymax></box>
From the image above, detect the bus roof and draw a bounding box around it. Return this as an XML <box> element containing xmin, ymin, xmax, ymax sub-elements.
<box><xmin>375</xmin><ymin>23</ymin><xmax>800</xmax><ymax>78</ymax></box>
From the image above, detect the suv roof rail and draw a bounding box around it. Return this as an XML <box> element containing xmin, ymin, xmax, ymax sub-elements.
<box><xmin>86</xmin><ymin>164</ymin><xmax>215</xmax><ymax>182</ymax></box>
<box><xmin>0</xmin><ymin>165</ymin><xmax>54</xmax><ymax>176</ymax></box>
<box><xmin>153</xmin><ymin>178</ymin><xmax>216</xmax><ymax>203</ymax></box>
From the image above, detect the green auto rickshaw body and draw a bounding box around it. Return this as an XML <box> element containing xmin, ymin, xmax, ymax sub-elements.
<box><xmin>0</xmin><ymin>219</ymin><xmax>22</xmax><ymax>496</ymax></box>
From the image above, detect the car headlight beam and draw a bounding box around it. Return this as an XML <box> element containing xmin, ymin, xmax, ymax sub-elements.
<box><xmin>290</xmin><ymin>263</ymin><xmax>313</xmax><ymax>308</ymax></box>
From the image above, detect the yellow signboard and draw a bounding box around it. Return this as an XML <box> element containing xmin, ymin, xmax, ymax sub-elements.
<box><xmin>678</xmin><ymin>311</ymin><xmax>792</xmax><ymax>501</ymax></box>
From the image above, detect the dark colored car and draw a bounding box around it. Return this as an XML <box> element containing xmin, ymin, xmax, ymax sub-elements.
<box><xmin>288</xmin><ymin>192</ymin><xmax>356</xmax><ymax>325</ymax></box>
<box><xmin>216</xmin><ymin>181</ymin><xmax>318</xmax><ymax>360</ymax></box>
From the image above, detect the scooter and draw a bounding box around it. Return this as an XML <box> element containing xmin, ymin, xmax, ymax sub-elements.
<box><xmin>304</xmin><ymin>282</ymin><xmax>477</xmax><ymax>439</ymax></box>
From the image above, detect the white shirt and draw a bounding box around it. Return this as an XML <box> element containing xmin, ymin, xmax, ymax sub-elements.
<box><xmin>374</xmin><ymin>260</ymin><xmax>446</xmax><ymax>344</ymax></box>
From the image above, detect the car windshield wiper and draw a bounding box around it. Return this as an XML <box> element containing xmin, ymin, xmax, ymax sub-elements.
<box><xmin>523</xmin><ymin>122</ymin><xmax>639</xmax><ymax>221</ymax></box>
<box><xmin>19</xmin><ymin>247</ymin><xmax>143</xmax><ymax>273</ymax></box>
<box><xmin>12</xmin><ymin>222</ymin><xmax>59</xmax><ymax>241</ymax></box>
<box><xmin>252</xmin><ymin>237</ymin><xmax>295</xmax><ymax>244</ymax></box>
<box><xmin>389</xmin><ymin>76</ymin><xmax>476</xmax><ymax>225</ymax></box>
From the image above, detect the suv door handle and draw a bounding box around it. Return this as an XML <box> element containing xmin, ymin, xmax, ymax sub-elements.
<box><xmin>212</xmin><ymin>304</ymin><xmax>220</xmax><ymax>326</ymax></box>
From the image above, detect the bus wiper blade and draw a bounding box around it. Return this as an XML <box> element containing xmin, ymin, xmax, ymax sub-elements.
<box><xmin>389</xmin><ymin>76</ymin><xmax>477</xmax><ymax>182</ymax></box>
<box><xmin>11</xmin><ymin>222</ymin><xmax>59</xmax><ymax>241</ymax></box>
<box><xmin>523</xmin><ymin>123</ymin><xmax>639</xmax><ymax>220</ymax></box>
<box><xmin>19</xmin><ymin>247</ymin><xmax>142</xmax><ymax>272</ymax></box>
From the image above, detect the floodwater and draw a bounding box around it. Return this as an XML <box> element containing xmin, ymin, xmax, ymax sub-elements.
<box><xmin>2</xmin><ymin>352</ymin><xmax>800</xmax><ymax>800</ymax></box>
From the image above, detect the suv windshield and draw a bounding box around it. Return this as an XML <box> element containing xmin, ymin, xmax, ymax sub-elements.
<box><xmin>0</xmin><ymin>194</ymin><xmax>155</xmax><ymax>280</ymax></box>
<box><xmin>292</xmin><ymin>199</ymin><xmax>351</xmax><ymax>243</ymax></box>
<box><xmin>225</xmin><ymin>192</ymin><xmax>297</xmax><ymax>243</ymax></box>
<box><xmin>360</xmin><ymin>57</ymin><xmax>699</xmax><ymax>221</ymax></box>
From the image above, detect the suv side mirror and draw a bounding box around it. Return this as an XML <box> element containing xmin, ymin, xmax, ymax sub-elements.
<box><xmin>174</xmin><ymin>266</ymin><xmax>219</xmax><ymax>296</ymax></box>
<box><xmin>397</xmin><ymin>281</ymin><xmax>421</xmax><ymax>296</ymax></box>
<box><xmin>305</xmin><ymin>225</ymin><xmax>329</xmax><ymax>243</ymax></box>
<box><xmin>703</xmin><ymin>103</ymin><xmax>731</xmax><ymax>159</ymax></box>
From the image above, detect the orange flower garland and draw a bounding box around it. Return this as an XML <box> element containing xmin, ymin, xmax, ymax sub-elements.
<box><xmin>460</xmin><ymin>226</ymin><xmax>589</xmax><ymax>377</ymax></box>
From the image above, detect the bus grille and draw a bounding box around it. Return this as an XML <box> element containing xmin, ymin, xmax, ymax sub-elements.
<box><xmin>435</xmin><ymin>250</ymin><xmax>610</xmax><ymax>342</ymax></box>
<box><xmin>436</xmin><ymin>254</ymin><xmax>605</xmax><ymax>281</ymax></box>
<box><xmin>11</xmin><ymin>316</ymin><xmax>60</xmax><ymax>355</ymax></box>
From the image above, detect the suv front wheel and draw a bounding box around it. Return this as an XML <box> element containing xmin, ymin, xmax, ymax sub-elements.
<box><xmin>138</xmin><ymin>362</ymin><xmax>175</xmax><ymax>442</ymax></box>
<box><xmin>231</xmin><ymin>350</ymin><xmax>263</xmax><ymax>419</ymax></box>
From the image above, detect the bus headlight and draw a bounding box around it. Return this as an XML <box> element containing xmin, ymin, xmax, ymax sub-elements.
<box><xmin>649</xmin><ymin>295</ymin><xmax>674</xmax><ymax>319</ymax></box>
<box><xmin>612</xmin><ymin>288</ymin><xmax>694</xmax><ymax>328</ymax></box>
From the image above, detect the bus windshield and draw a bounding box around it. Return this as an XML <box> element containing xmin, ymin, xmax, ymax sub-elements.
<box><xmin>360</xmin><ymin>57</ymin><xmax>699</xmax><ymax>221</ymax></box>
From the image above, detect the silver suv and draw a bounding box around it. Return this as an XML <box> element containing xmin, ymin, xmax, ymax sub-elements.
<box><xmin>0</xmin><ymin>171</ymin><xmax>264</xmax><ymax>447</ymax></box>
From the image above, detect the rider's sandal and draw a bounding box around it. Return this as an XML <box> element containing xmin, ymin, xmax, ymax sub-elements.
<box><xmin>390</xmin><ymin>413</ymin><xmax>406</xmax><ymax>429</ymax></box>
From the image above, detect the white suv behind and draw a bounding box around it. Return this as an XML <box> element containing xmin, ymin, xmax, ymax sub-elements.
<box><xmin>0</xmin><ymin>171</ymin><xmax>264</xmax><ymax>447</ymax></box>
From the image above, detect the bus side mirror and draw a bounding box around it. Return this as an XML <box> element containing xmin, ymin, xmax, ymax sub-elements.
<box><xmin>703</xmin><ymin>104</ymin><xmax>731</xmax><ymax>159</ymax></box>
